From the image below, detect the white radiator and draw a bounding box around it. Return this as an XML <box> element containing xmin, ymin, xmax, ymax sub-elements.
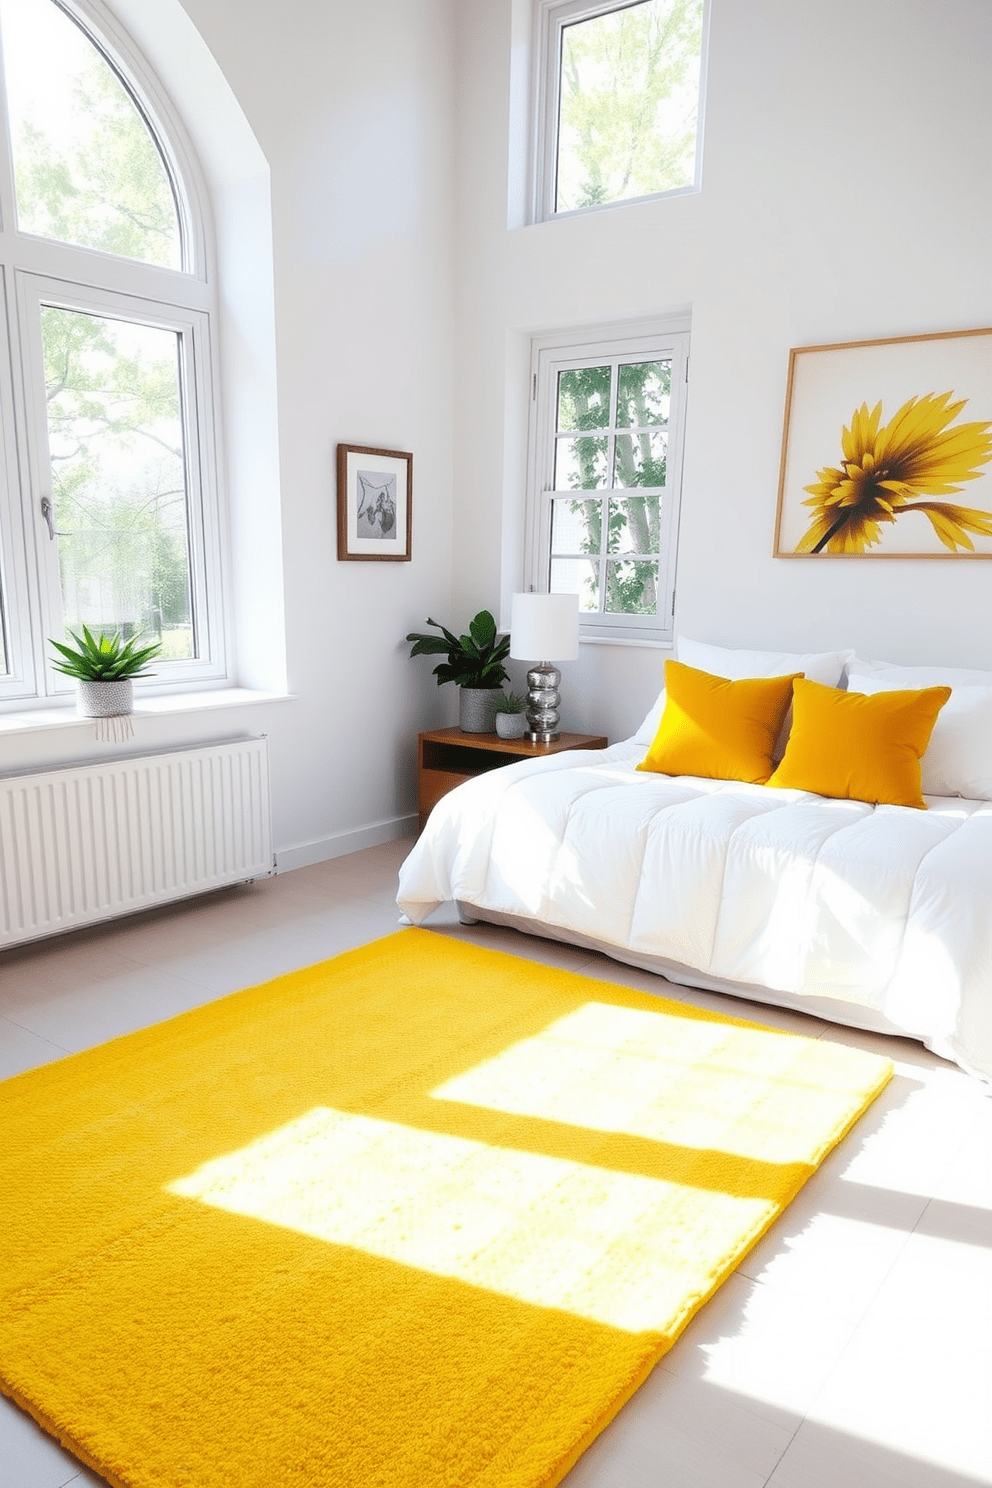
<box><xmin>0</xmin><ymin>736</ymin><xmax>273</xmax><ymax>949</ymax></box>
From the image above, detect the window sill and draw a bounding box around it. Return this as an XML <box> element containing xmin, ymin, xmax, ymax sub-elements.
<box><xmin>528</xmin><ymin>181</ymin><xmax>700</xmax><ymax>230</ymax></box>
<box><xmin>579</xmin><ymin>634</ymin><xmax>674</xmax><ymax>650</ymax></box>
<box><xmin>0</xmin><ymin>688</ymin><xmax>294</xmax><ymax>737</ymax></box>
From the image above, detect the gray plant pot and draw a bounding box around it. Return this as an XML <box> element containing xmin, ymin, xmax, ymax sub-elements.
<box><xmin>495</xmin><ymin>711</ymin><xmax>526</xmax><ymax>740</ymax></box>
<box><xmin>77</xmin><ymin>678</ymin><xmax>133</xmax><ymax>718</ymax></box>
<box><xmin>459</xmin><ymin>686</ymin><xmax>500</xmax><ymax>734</ymax></box>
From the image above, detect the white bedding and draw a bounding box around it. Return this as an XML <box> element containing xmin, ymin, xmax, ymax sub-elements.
<box><xmin>397</xmin><ymin>742</ymin><xmax>992</xmax><ymax>1080</ymax></box>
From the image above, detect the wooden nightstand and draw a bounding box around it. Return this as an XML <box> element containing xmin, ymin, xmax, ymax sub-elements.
<box><xmin>417</xmin><ymin>726</ymin><xmax>609</xmax><ymax>833</ymax></box>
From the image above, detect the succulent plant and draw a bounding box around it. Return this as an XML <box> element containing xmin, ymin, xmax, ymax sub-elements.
<box><xmin>48</xmin><ymin>626</ymin><xmax>162</xmax><ymax>682</ymax></box>
<box><xmin>493</xmin><ymin>691</ymin><xmax>526</xmax><ymax>714</ymax></box>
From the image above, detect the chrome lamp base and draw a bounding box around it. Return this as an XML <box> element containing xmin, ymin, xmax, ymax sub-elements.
<box><xmin>525</xmin><ymin>662</ymin><xmax>562</xmax><ymax>742</ymax></box>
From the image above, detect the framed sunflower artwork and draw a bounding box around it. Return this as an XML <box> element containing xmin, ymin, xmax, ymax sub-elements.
<box><xmin>774</xmin><ymin>327</ymin><xmax>992</xmax><ymax>558</ymax></box>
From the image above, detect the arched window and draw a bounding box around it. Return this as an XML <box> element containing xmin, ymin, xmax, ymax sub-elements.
<box><xmin>0</xmin><ymin>0</ymin><xmax>226</xmax><ymax>705</ymax></box>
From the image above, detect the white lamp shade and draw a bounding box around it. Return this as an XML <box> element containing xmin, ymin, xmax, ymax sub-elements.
<box><xmin>510</xmin><ymin>592</ymin><xmax>580</xmax><ymax>662</ymax></box>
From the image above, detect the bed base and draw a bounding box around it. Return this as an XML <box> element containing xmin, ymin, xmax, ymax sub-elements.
<box><xmin>455</xmin><ymin>901</ymin><xmax>938</xmax><ymax>1048</ymax></box>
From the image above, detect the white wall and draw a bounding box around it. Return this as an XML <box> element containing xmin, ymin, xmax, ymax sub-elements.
<box><xmin>7</xmin><ymin>0</ymin><xmax>991</xmax><ymax>858</ymax></box>
<box><xmin>453</xmin><ymin>0</ymin><xmax>992</xmax><ymax>744</ymax></box>
<box><xmin>1</xmin><ymin>0</ymin><xmax>458</xmax><ymax>864</ymax></box>
<box><xmin>177</xmin><ymin>0</ymin><xmax>460</xmax><ymax>859</ymax></box>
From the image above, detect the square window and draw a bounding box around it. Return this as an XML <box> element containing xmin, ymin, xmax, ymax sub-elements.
<box><xmin>536</xmin><ymin>0</ymin><xmax>707</xmax><ymax>222</ymax></box>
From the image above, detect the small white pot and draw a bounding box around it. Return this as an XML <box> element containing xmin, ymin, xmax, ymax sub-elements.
<box><xmin>77</xmin><ymin>678</ymin><xmax>134</xmax><ymax>718</ymax></box>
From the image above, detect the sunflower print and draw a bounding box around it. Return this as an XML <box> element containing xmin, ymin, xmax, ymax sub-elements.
<box><xmin>797</xmin><ymin>391</ymin><xmax>992</xmax><ymax>554</ymax></box>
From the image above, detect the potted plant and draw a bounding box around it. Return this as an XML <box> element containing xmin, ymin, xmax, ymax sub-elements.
<box><xmin>406</xmin><ymin>609</ymin><xmax>510</xmax><ymax>733</ymax></box>
<box><xmin>494</xmin><ymin>691</ymin><xmax>527</xmax><ymax>740</ymax></box>
<box><xmin>49</xmin><ymin>626</ymin><xmax>162</xmax><ymax>724</ymax></box>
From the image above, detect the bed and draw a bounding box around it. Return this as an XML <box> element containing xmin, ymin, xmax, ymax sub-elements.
<box><xmin>397</xmin><ymin>640</ymin><xmax>992</xmax><ymax>1082</ymax></box>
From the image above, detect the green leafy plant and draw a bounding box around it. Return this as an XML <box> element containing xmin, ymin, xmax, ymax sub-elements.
<box><xmin>48</xmin><ymin>626</ymin><xmax>162</xmax><ymax>681</ymax></box>
<box><xmin>494</xmin><ymin>691</ymin><xmax>525</xmax><ymax>714</ymax></box>
<box><xmin>406</xmin><ymin>610</ymin><xmax>510</xmax><ymax>690</ymax></box>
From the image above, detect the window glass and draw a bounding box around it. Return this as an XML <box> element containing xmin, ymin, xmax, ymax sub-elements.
<box><xmin>554</xmin><ymin>433</ymin><xmax>608</xmax><ymax>489</ymax></box>
<box><xmin>605</xmin><ymin>557</ymin><xmax>658</xmax><ymax>614</ymax></box>
<box><xmin>549</xmin><ymin>361</ymin><xmax>671</xmax><ymax>622</ymax></box>
<box><xmin>550</xmin><ymin>555</ymin><xmax>599</xmax><ymax>611</ymax></box>
<box><xmin>556</xmin><ymin>364</ymin><xmax>611</xmax><ymax>430</ymax></box>
<box><xmin>553</xmin><ymin>0</ymin><xmax>704</xmax><ymax>215</ymax></box>
<box><xmin>614</xmin><ymin>429</ymin><xmax>667</xmax><ymax>487</ymax></box>
<box><xmin>0</xmin><ymin>0</ymin><xmax>181</xmax><ymax>267</ymax></box>
<box><xmin>551</xmin><ymin>497</ymin><xmax>596</xmax><ymax>553</ymax></box>
<box><xmin>616</xmin><ymin>360</ymin><xmax>671</xmax><ymax>427</ymax></box>
<box><xmin>607</xmin><ymin>495</ymin><xmax>661</xmax><ymax>554</ymax></box>
<box><xmin>43</xmin><ymin>306</ymin><xmax>194</xmax><ymax>657</ymax></box>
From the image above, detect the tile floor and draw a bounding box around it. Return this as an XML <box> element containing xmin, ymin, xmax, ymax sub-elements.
<box><xmin>1</xmin><ymin>836</ymin><xmax>990</xmax><ymax>1488</ymax></box>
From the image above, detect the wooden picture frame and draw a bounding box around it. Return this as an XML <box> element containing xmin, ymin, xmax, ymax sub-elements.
<box><xmin>774</xmin><ymin>327</ymin><xmax>992</xmax><ymax>558</ymax></box>
<box><xmin>336</xmin><ymin>444</ymin><xmax>412</xmax><ymax>562</ymax></box>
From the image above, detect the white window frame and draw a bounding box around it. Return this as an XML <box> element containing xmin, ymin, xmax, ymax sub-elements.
<box><xmin>532</xmin><ymin>0</ymin><xmax>709</xmax><ymax>225</ymax></box>
<box><xmin>0</xmin><ymin>0</ymin><xmax>228</xmax><ymax>707</ymax></box>
<box><xmin>15</xmin><ymin>274</ymin><xmax>224</xmax><ymax>696</ymax></box>
<box><xmin>523</xmin><ymin>317</ymin><xmax>690</xmax><ymax>645</ymax></box>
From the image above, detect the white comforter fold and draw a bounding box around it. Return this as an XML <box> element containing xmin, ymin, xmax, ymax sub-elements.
<box><xmin>397</xmin><ymin>743</ymin><xmax>992</xmax><ymax>1079</ymax></box>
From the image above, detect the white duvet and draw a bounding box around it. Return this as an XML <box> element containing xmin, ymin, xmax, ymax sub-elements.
<box><xmin>397</xmin><ymin>742</ymin><xmax>992</xmax><ymax>1080</ymax></box>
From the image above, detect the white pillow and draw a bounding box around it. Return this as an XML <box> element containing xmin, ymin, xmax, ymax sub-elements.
<box><xmin>679</xmin><ymin>637</ymin><xmax>855</xmax><ymax>687</ymax></box>
<box><xmin>632</xmin><ymin>681</ymin><xmax>668</xmax><ymax>745</ymax></box>
<box><xmin>847</xmin><ymin>672</ymin><xmax>992</xmax><ymax>799</ymax></box>
<box><xmin>630</xmin><ymin>639</ymin><xmax>855</xmax><ymax>748</ymax></box>
<box><xmin>845</xmin><ymin>655</ymin><xmax>992</xmax><ymax>689</ymax></box>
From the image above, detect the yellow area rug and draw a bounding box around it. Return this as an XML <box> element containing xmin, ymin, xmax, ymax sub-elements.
<box><xmin>1</xmin><ymin>929</ymin><xmax>891</xmax><ymax>1488</ymax></box>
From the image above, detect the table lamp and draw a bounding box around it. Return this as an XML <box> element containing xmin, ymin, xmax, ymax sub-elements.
<box><xmin>509</xmin><ymin>592</ymin><xmax>580</xmax><ymax>742</ymax></box>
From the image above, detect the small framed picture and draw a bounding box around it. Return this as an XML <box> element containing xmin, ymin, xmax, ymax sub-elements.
<box><xmin>336</xmin><ymin>444</ymin><xmax>412</xmax><ymax>561</ymax></box>
<box><xmin>774</xmin><ymin>327</ymin><xmax>992</xmax><ymax>558</ymax></box>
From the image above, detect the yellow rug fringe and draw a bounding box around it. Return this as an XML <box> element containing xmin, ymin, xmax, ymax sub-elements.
<box><xmin>0</xmin><ymin>929</ymin><xmax>892</xmax><ymax>1488</ymax></box>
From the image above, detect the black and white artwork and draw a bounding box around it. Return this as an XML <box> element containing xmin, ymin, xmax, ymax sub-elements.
<box><xmin>356</xmin><ymin>470</ymin><xmax>397</xmax><ymax>540</ymax></box>
<box><xmin>337</xmin><ymin>444</ymin><xmax>412</xmax><ymax>561</ymax></box>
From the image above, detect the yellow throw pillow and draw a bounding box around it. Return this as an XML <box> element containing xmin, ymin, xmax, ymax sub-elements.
<box><xmin>766</xmin><ymin>678</ymin><xmax>951</xmax><ymax>809</ymax></box>
<box><xmin>637</xmin><ymin>661</ymin><xmax>801</xmax><ymax>785</ymax></box>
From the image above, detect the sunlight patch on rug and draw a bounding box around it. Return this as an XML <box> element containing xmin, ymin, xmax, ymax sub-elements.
<box><xmin>168</xmin><ymin>1104</ymin><xmax>772</xmax><ymax>1333</ymax></box>
<box><xmin>430</xmin><ymin>999</ymin><xmax>864</xmax><ymax>1162</ymax></box>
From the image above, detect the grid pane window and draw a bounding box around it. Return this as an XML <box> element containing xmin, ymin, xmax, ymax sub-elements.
<box><xmin>548</xmin><ymin>0</ymin><xmax>705</xmax><ymax>219</ymax></box>
<box><xmin>528</xmin><ymin>326</ymin><xmax>688</xmax><ymax>643</ymax></box>
<box><xmin>548</xmin><ymin>359</ymin><xmax>671</xmax><ymax>622</ymax></box>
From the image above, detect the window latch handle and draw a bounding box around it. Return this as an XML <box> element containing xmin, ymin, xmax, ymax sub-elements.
<box><xmin>40</xmin><ymin>496</ymin><xmax>56</xmax><ymax>541</ymax></box>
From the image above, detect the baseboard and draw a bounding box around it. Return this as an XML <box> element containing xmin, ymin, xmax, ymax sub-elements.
<box><xmin>275</xmin><ymin>814</ymin><xmax>418</xmax><ymax>873</ymax></box>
